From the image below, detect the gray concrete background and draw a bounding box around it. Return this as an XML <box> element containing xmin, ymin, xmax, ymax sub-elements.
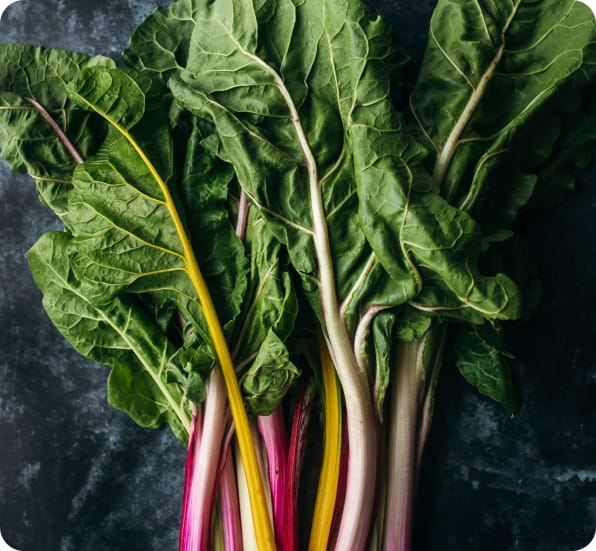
<box><xmin>0</xmin><ymin>1</ymin><xmax>595</xmax><ymax>549</ymax></box>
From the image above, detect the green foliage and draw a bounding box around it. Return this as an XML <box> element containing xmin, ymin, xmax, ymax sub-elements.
<box><xmin>0</xmin><ymin>45</ymin><xmax>114</xmax><ymax>213</ymax></box>
<box><xmin>1</xmin><ymin>54</ymin><xmax>298</xmax><ymax>431</ymax></box>
<box><xmin>62</xmin><ymin>66</ymin><xmax>250</xmax><ymax>343</ymax></box>
<box><xmin>454</xmin><ymin>324</ymin><xmax>522</xmax><ymax>415</ymax></box>
<box><xmin>410</xmin><ymin>0</ymin><xmax>596</xmax><ymax>234</ymax></box>
<box><xmin>167</xmin><ymin>0</ymin><xmax>522</xmax><ymax>327</ymax></box>
<box><xmin>242</xmin><ymin>330</ymin><xmax>300</xmax><ymax>415</ymax></box>
<box><xmin>28</xmin><ymin>232</ymin><xmax>191</xmax><ymax>442</ymax></box>
<box><xmin>405</xmin><ymin>0</ymin><xmax>596</xmax><ymax>408</ymax></box>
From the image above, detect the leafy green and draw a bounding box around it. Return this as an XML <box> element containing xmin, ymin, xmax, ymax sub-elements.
<box><xmin>410</xmin><ymin>0</ymin><xmax>596</xmax><ymax>233</ymax></box>
<box><xmin>1</xmin><ymin>0</ymin><xmax>593</xmax><ymax>427</ymax></box>
<box><xmin>28</xmin><ymin>231</ymin><xmax>191</xmax><ymax>442</ymax></box>
<box><xmin>68</xmin><ymin>62</ymin><xmax>300</xmax><ymax>417</ymax></box>
<box><xmin>371</xmin><ymin>312</ymin><xmax>395</xmax><ymax>421</ymax></box>
<box><xmin>167</xmin><ymin>0</ymin><xmax>521</xmax><ymax>330</ymax></box>
<box><xmin>178</xmin><ymin>111</ymin><xmax>300</xmax><ymax>411</ymax></box>
<box><xmin>61</xmin><ymin>66</ymin><xmax>247</xmax><ymax>343</ymax></box>
<box><xmin>126</xmin><ymin>0</ymin><xmax>596</xmax><ymax>429</ymax></box>
<box><xmin>16</xmin><ymin>60</ymin><xmax>290</xmax><ymax>542</ymax></box>
<box><xmin>454</xmin><ymin>324</ymin><xmax>522</xmax><ymax>415</ymax></box>
<box><xmin>0</xmin><ymin>45</ymin><xmax>114</xmax><ymax>213</ymax></box>
<box><xmin>242</xmin><ymin>329</ymin><xmax>300</xmax><ymax>415</ymax></box>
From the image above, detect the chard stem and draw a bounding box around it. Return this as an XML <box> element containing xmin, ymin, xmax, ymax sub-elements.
<box><xmin>179</xmin><ymin>411</ymin><xmax>200</xmax><ymax>543</ymax></box>
<box><xmin>179</xmin><ymin>370</ymin><xmax>227</xmax><ymax>551</ymax></box>
<box><xmin>235</xmin><ymin>190</ymin><xmax>250</xmax><ymax>241</ymax></box>
<box><xmin>220</xmin><ymin>446</ymin><xmax>242</xmax><ymax>551</ymax></box>
<box><xmin>24</xmin><ymin>97</ymin><xmax>84</xmax><ymax>165</ymax></box>
<box><xmin>284</xmin><ymin>381</ymin><xmax>316</xmax><ymax>551</ymax></box>
<box><xmin>382</xmin><ymin>339</ymin><xmax>426</xmax><ymax>551</ymax></box>
<box><xmin>383</xmin><ymin>325</ymin><xmax>447</xmax><ymax>550</ymax></box>
<box><xmin>308</xmin><ymin>334</ymin><xmax>342</xmax><ymax>551</ymax></box>
<box><xmin>237</xmin><ymin>424</ymin><xmax>272</xmax><ymax>551</ymax></box>
<box><xmin>257</xmin><ymin>409</ymin><xmax>289</xmax><ymax>550</ymax></box>
<box><xmin>236</xmin><ymin>442</ymin><xmax>259</xmax><ymax>551</ymax></box>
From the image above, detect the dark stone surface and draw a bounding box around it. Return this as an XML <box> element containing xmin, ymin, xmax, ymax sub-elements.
<box><xmin>0</xmin><ymin>1</ymin><xmax>594</xmax><ymax>550</ymax></box>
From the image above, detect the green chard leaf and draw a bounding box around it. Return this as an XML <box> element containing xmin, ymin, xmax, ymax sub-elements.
<box><xmin>231</xmin><ymin>209</ymin><xmax>298</xmax><ymax>364</ymax></box>
<box><xmin>28</xmin><ymin>231</ymin><xmax>192</xmax><ymax>443</ymax></box>
<box><xmin>60</xmin><ymin>65</ymin><xmax>247</xmax><ymax>346</ymax></box>
<box><xmin>167</xmin><ymin>0</ymin><xmax>521</xmax><ymax>332</ymax></box>
<box><xmin>454</xmin><ymin>324</ymin><xmax>522</xmax><ymax>415</ymax></box>
<box><xmin>0</xmin><ymin>45</ymin><xmax>114</xmax><ymax>214</ymax></box>
<box><xmin>410</xmin><ymin>0</ymin><xmax>596</xmax><ymax>235</ymax></box>
<box><xmin>123</xmin><ymin>0</ymin><xmax>199</xmax><ymax>84</ymax></box>
<box><xmin>242</xmin><ymin>329</ymin><xmax>300</xmax><ymax>415</ymax></box>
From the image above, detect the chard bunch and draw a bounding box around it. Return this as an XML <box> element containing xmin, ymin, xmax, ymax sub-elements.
<box><xmin>1</xmin><ymin>0</ymin><xmax>595</xmax><ymax>549</ymax></box>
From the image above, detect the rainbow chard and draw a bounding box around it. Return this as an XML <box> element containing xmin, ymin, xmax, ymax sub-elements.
<box><xmin>165</xmin><ymin>0</ymin><xmax>530</xmax><ymax>547</ymax></box>
<box><xmin>1</xmin><ymin>0</ymin><xmax>596</xmax><ymax>549</ymax></box>
<box><xmin>61</xmin><ymin>69</ymin><xmax>274</xmax><ymax>548</ymax></box>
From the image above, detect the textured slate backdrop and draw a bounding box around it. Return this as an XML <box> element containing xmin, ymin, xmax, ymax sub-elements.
<box><xmin>0</xmin><ymin>1</ymin><xmax>595</xmax><ymax>550</ymax></box>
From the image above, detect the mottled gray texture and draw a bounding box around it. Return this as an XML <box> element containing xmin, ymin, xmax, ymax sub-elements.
<box><xmin>0</xmin><ymin>0</ymin><xmax>170</xmax><ymax>56</ymax></box>
<box><xmin>0</xmin><ymin>1</ymin><xmax>595</xmax><ymax>550</ymax></box>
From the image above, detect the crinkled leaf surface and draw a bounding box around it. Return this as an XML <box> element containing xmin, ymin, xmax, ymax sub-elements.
<box><xmin>168</xmin><ymin>0</ymin><xmax>521</xmax><ymax>330</ymax></box>
<box><xmin>123</xmin><ymin>0</ymin><xmax>199</xmax><ymax>84</ymax></box>
<box><xmin>242</xmin><ymin>329</ymin><xmax>300</xmax><ymax>415</ymax></box>
<box><xmin>410</xmin><ymin>0</ymin><xmax>596</xmax><ymax>234</ymax></box>
<box><xmin>0</xmin><ymin>45</ymin><xmax>114</xmax><ymax>213</ymax></box>
<box><xmin>61</xmin><ymin>66</ymin><xmax>247</xmax><ymax>347</ymax></box>
<box><xmin>28</xmin><ymin>231</ymin><xmax>191</xmax><ymax>443</ymax></box>
<box><xmin>231</xmin><ymin>209</ymin><xmax>298</xmax><ymax>364</ymax></box>
<box><xmin>65</xmin><ymin>63</ymin><xmax>298</xmax><ymax>412</ymax></box>
<box><xmin>454</xmin><ymin>324</ymin><xmax>522</xmax><ymax>415</ymax></box>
